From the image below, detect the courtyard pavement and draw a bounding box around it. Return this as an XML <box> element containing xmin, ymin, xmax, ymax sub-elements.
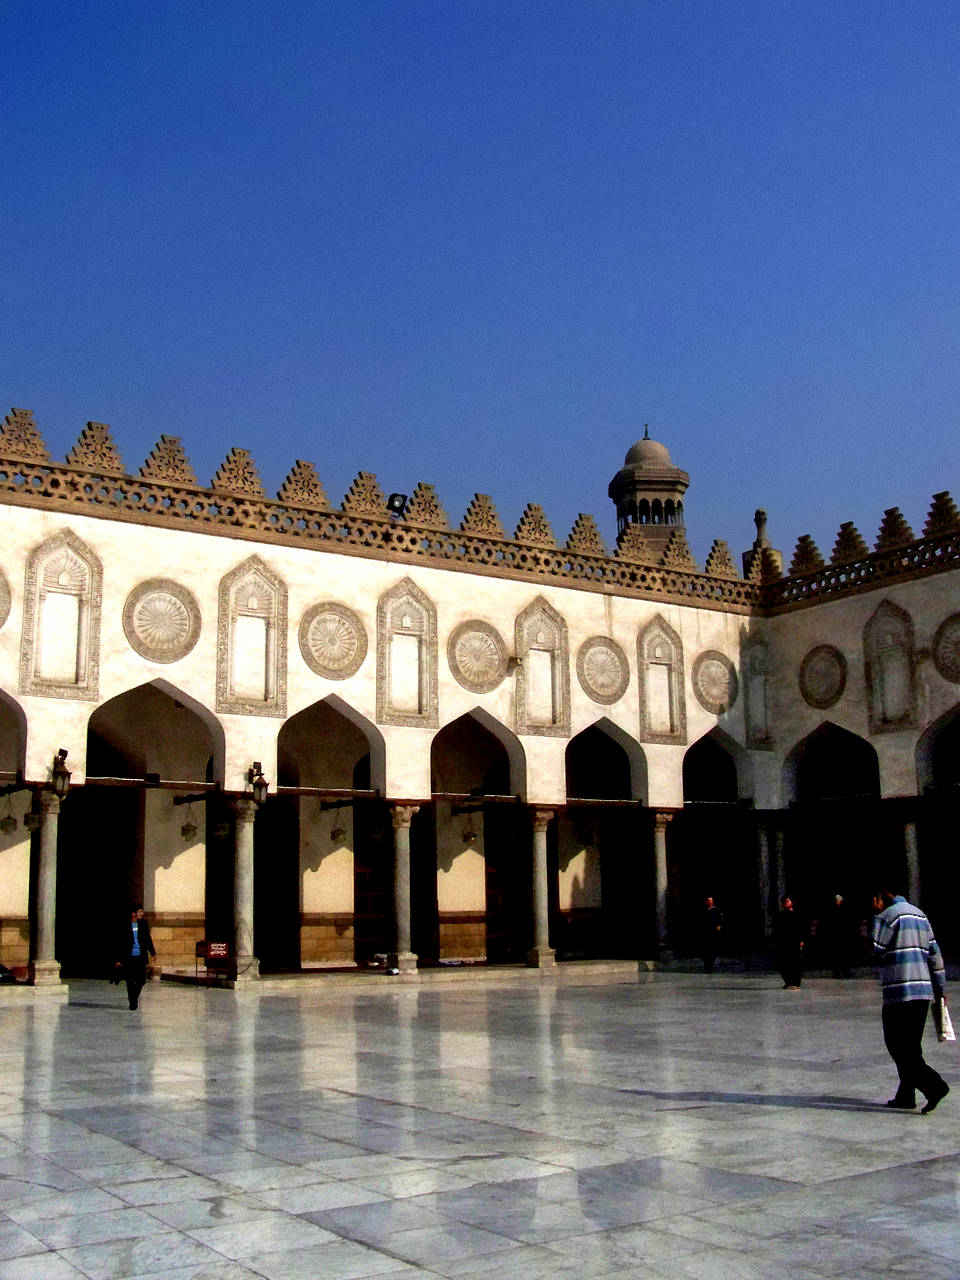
<box><xmin>0</xmin><ymin>970</ymin><xmax>957</xmax><ymax>1280</ymax></box>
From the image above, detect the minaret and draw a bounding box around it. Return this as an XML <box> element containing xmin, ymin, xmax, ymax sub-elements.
<box><xmin>607</xmin><ymin>427</ymin><xmax>690</xmax><ymax>549</ymax></box>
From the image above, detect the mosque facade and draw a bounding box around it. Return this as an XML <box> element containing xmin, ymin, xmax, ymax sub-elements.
<box><xmin>0</xmin><ymin>406</ymin><xmax>957</xmax><ymax>985</ymax></box>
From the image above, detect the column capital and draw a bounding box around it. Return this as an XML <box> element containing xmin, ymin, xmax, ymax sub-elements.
<box><xmin>231</xmin><ymin>795</ymin><xmax>259</xmax><ymax>823</ymax></box>
<box><xmin>652</xmin><ymin>810</ymin><xmax>674</xmax><ymax>833</ymax></box>
<box><xmin>35</xmin><ymin>790</ymin><xmax>61</xmax><ymax>816</ymax></box>
<box><xmin>390</xmin><ymin>803</ymin><xmax>420</xmax><ymax>830</ymax></box>
<box><xmin>530</xmin><ymin>807</ymin><xmax>555</xmax><ymax>833</ymax></box>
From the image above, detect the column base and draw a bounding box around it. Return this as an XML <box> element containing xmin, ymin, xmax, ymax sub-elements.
<box><xmin>232</xmin><ymin>955</ymin><xmax>260</xmax><ymax>983</ymax></box>
<box><xmin>28</xmin><ymin>960</ymin><xmax>62</xmax><ymax>986</ymax></box>
<box><xmin>388</xmin><ymin>951</ymin><xmax>418</xmax><ymax>975</ymax></box>
<box><xmin>526</xmin><ymin>946</ymin><xmax>556</xmax><ymax>969</ymax></box>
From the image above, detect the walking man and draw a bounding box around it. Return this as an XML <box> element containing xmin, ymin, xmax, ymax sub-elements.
<box><xmin>870</xmin><ymin>887</ymin><xmax>949</xmax><ymax>1114</ymax></box>
<box><xmin>115</xmin><ymin>905</ymin><xmax>156</xmax><ymax>1011</ymax></box>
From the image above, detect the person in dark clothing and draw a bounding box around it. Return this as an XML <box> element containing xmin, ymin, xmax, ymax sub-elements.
<box><xmin>824</xmin><ymin>893</ymin><xmax>855</xmax><ymax>978</ymax></box>
<box><xmin>699</xmin><ymin>896</ymin><xmax>724</xmax><ymax>974</ymax></box>
<box><xmin>775</xmin><ymin>897</ymin><xmax>805</xmax><ymax>989</ymax></box>
<box><xmin>115</xmin><ymin>905</ymin><xmax>156</xmax><ymax>1010</ymax></box>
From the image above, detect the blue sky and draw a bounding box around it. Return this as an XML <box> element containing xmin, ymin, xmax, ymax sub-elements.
<box><xmin>3</xmin><ymin>0</ymin><xmax>959</xmax><ymax>564</ymax></box>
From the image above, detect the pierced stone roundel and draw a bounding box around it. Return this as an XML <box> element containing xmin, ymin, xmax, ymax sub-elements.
<box><xmin>577</xmin><ymin>637</ymin><xmax>629</xmax><ymax>705</ymax></box>
<box><xmin>932</xmin><ymin>613</ymin><xmax>960</xmax><ymax>683</ymax></box>
<box><xmin>692</xmin><ymin>650</ymin><xmax>739</xmax><ymax>715</ymax></box>
<box><xmin>799</xmin><ymin>644</ymin><xmax>847</xmax><ymax>709</ymax></box>
<box><xmin>123</xmin><ymin>579</ymin><xmax>201</xmax><ymax>663</ymax></box>
<box><xmin>299</xmin><ymin>602</ymin><xmax>367</xmax><ymax>680</ymax></box>
<box><xmin>447</xmin><ymin>621</ymin><xmax>507</xmax><ymax>694</ymax></box>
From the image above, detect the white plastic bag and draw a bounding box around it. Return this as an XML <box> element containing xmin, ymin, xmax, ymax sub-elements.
<box><xmin>934</xmin><ymin>997</ymin><xmax>956</xmax><ymax>1043</ymax></box>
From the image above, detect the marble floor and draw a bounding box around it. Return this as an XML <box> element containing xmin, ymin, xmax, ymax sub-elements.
<box><xmin>0</xmin><ymin>971</ymin><xmax>957</xmax><ymax>1280</ymax></box>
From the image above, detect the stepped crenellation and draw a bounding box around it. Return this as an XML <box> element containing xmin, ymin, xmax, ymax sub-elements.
<box><xmin>1</xmin><ymin>408</ymin><xmax>958</xmax><ymax>610</ymax></box>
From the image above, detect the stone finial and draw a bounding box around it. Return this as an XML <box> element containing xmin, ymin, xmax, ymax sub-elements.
<box><xmin>0</xmin><ymin>408</ymin><xmax>51</xmax><ymax>462</ymax></box>
<box><xmin>703</xmin><ymin>539</ymin><xmax>738</xmax><ymax>580</ymax></box>
<box><xmin>565</xmin><ymin>514</ymin><xmax>606</xmax><ymax>556</ymax></box>
<box><xmin>659</xmin><ymin>528</ymin><xmax>698</xmax><ymax>571</ymax></box>
<box><xmin>874</xmin><ymin>507</ymin><xmax>915</xmax><ymax>552</ymax></box>
<box><xmin>66</xmin><ymin>421</ymin><xmax>125</xmax><ymax>475</ymax></box>
<box><xmin>341</xmin><ymin>470</ymin><xmax>386</xmax><ymax>516</ymax></box>
<box><xmin>831</xmin><ymin>521</ymin><xmax>870</xmax><ymax>565</ymax></box>
<box><xmin>277</xmin><ymin>460</ymin><xmax>328</xmax><ymax>509</ymax></box>
<box><xmin>211</xmin><ymin>448</ymin><xmax>265</xmax><ymax>498</ymax></box>
<box><xmin>923</xmin><ymin>491</ymin><xmax>960</xmax><ymax>537</ymax></box>
<box><xmin>460</xmin><ymin>493</ymin><xmax>506</xmax><ymax>538</ymax></box>
<box><xmin>514</xmin><ymin>503</ymin><xmax>557</xmax><ymax>547</ymax></box>
<box><xmin>789</xmin><ymin>534</ymin><xmax>826</xmax><ymax>576</ymax></box>
<box><xmin>615</xmin><ymin>522</ymin><xmax>655</xmax><ymax>563</ymax></box>
<box><xmin>754</xmin><ymin>509</ymin><xmax>770</xmax><ymax>545</ymax></box>
<box><xmin>139</xmin><ymin>435</ymin><xmax>199</xmax><ymax>486</ymax></box>
<box><xmin>404</xmin><ymin>482</ymin><xmax>449</xmax><ymax>529</ymax></box>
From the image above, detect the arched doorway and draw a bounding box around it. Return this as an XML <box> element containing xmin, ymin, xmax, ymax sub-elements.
<box><xmin>57</xmin><ymin>683</ymin><xmax>221</xmax><ymax>976</ymax></box>
<box><xmin>563</xmin><ymin>722</ymin><xmax>647</xmax><ymax>958</ymax></box>
<box><xmin>431</xmin><ymin>711</ymin><xmax>527</xmax><ymax>964</ymax></box>
<box><xmin>916</xmin><ymin>704</ymin><xmax>960</xmax><ymax>953</ymax></box>
<box><xmin>783</xmin><ymin>722</ymin><xmax>889</xmax><ymax>947</ymax></box>
<box><xmin>671</xmin><ymin>730</ymin><xmax>757</xmax><ymax>956</ymax></box>
<box><xmin>0</xmin><ymin>692</ymin><xmax>29</xmax><ymax>976</ymax></box>
<box><xmin>274</xmin><ymin>698</ymin><xmax>386</xmax><ymax>970</ymax></box>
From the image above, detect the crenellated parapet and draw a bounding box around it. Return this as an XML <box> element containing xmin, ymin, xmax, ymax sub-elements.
<box><xmin>0</xmin><ymin>408</ymin><xmax>957</xmax><ymax>616</ymax></box>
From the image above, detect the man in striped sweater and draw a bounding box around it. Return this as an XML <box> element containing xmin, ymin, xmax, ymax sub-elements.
<box><xmin>870</xmin><ymin>889</ymin><xmax>949</xmax><ymax>1114</ymax></box>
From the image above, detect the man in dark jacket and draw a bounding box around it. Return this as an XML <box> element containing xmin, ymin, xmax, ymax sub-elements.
<box><xmin>115</xmin><ymin>905</ymin><xmax>156</xmax><ymax>1010</ymax></box>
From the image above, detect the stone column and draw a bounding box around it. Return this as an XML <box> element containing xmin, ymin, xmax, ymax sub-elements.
<box><xmin>652</xmin><ymin>811</ymin><xmax>673</xmax><ymax>952</ymax></box>
<box><xmin>526</xmin><ymin>807</ymin><xmax>556</xmax><ymax>968</ymax></box>
<box><xmin>30</xmin><ymin>790</ymin><xmax>62</xmax><ymax>986</ymax></box>
<box><xmin>773</xmin><ymin>828</ymin><xmax>786</xmax><ymax>905</ymax></box>
<box><xmin>232</xmin><ymin>796</ymin><xmax>260</xmax><ymax>982</ymax></box>
<box><xmin>757</xmin><ymin>822</ymin><xmax>772</xmax><ymax>938</ymax></box>
<box><xmin>903</xmin><ymin>821</ymin><xmax>921</xmax><ymax>906</ymax></box>
<box><xmin>390</xmin><ymin>804</ymin><xmax>420</xmax><ymax>974</ymax></box>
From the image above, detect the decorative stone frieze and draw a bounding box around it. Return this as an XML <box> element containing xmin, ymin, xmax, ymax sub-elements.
<box><xmin>616</xmin><ymin>523</ymin><xmax>656</xmax><ymax>564</ymax></box>
<box><xmin>831</xmin><ymin>522</ymin><xmax>869</xmax><ymax>565</ymax></box>
<box><xmin>376</xmin><ymin>578</ymin><xmax>438</xmax><ymax>727</ymax></box>
<box><xmin>659</xmin><ymin>528</ymin><xmax>698</xmax><ymax>571</ymax></box>
<box><xmin>514</xmin><ymin>503</ymin><xmax>556</xmax><ymax>547</ymax></box>
<box><xmin>342</xmin><ymin>471</ymin><xmax>386</xmax><ymax>517</ymax></box>
<box><xmin>799</xmin><ymin>644</ymin><xmax>846</xmax><ymax>709</ymax></box>
<box><xmin>216</xmin><ymin>555</ymin><xmax>287</xmax><ymax>716</ymax></box>
<box><xmin>20</xmin><ymin>529</ymin><xmax>102</xmax><ymax>700</ymax></box>
<box><xmin>565</xmin><ymin>514</ymin><xmax>607</xmax><ymax>556</ymax></box>
<box><xmin>932</xmin><ymin>613</ymin><xmax>960</xmax><ymax>683</ymax></box>
<box><xmin>123</xmin><ymin>579</ymin><xmax>201</xmax><ymax>664</ymax></box>
<box><xmin>277</xmin><ymin>460</ymin><xmax>328</xmax><ymax>509</ymax></box>
<box><xmin>692</xmin><ymin>649</ymin><xmax>739</xmax><ymax>715</ymax></box>
<box><xmin>864</xmin><ymin>599</ymin><xmax>916</xmax><ymax>733</ymax></box>
<box><xmin>1</xmin><ymin>408</ymin><xmax>50</xmax><ymax>462</ymax></box>
<box><xmin>924</xmin><ymin>492</ymin><xmax>960</xmax><ymax>537</ymax></box>
<box><xmin>789</xmin><ymin>535</ymin><xmax>825</xmax><ymax>576</ymax></box>
<box><xmin>139</xmin><ymin>435</ymin><xmax>199</xmax><ymax>486</ymax></box>
<box><xmin>298</xmin><ymin>602</ymin><xmax>367</xmax><ymax>680</ymax></box>
<box><xmin>874</xmin><ymin>507</ymin><xmax>915</xmax><ymax>552</ymax></box>
<box><xmin>576</xmin><ymin>636</ymin><xmax>629</xmax><ymax>705</ymax></box>
<box><xmin>637</xmin><ymin>615</ymin><xmax>686</xmax><ymax>743</ymax></box>
<box><xmin>447</xmin><ymin>620</ymin><xmax>507</xmax><ymax>694</ymax></box>
<box><xmin>515</xmin><ymin>597</ymin><xmax>570</xmax><ymax>736</ymax></box>
<box><xmin>460</xmin><ymin>494</ymin><xmax>505</xmax><ymax>539</ymax></box>
<box><xmin>405</xmin><ymin>482</ymin><xmax>449</xmax><ymax>529</ymax></box>
<box><xmin>703</xmin><ymin>540</ymin><xmax>738</xmax><ymax>580</ymax></box>
<box><xmin>65</xmin><ymin>422</ymin><xmax>125</xmax><ymax>475</ymax></box>
<box><xmin>211</xmin><ymin>448</ymin><xmax>264</xmax><ymax>498</ymax></box>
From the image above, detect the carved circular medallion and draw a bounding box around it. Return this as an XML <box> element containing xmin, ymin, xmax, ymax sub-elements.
<box><xmin>123</xmin><ymin>579</ymin><xmax>201</xmax><ymax>663</ymax></box>
<box><xmin>577</xmin><ymin>637</ymin><xmax>629</xmax><ymax>705</ymax></box>
<box><xmin>0</xmin><ymin>570</ymin><xmax>9</xmax><ymax>632</ymax></box>
<box><xmin>692</xmin><ymin>650</ymin><xmax>739</xmax><ymax>715</ymax></box>
<box><xmin>799</xmin><ymin>644</ymin><xmax>847</xmax><ymax>709</ymax></box>
<box><xmin>932</xmin><ymin>613</ymin><xmax>960</xmax><ymax>683</ymax></box>
<box><xmin>299</xmin><ymin>602</ymin><xmax>367</xmax><ymax>679</ymax></box>
<box><xmin>447</xmin><ymin>621</ymin><xmax>507</xmax><ymax>693</ymax></box>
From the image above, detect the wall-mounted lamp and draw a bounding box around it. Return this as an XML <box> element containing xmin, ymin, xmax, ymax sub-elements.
<box><xmin>51</xmin><ymin>749</ymin><xmax>71</xmax><ymax>799</ymax></box>
<box><xmin>462</xmin><ymin>825</ymin><xmax>477</xmax><ymax>843</ymax></box>
<box><xmin>506</xmin><ymin>656</ymin><xmax>521</xmax><ymax>674</ymax></box>
<box><xmin>180</xmin><ymin>803</ymin><xmax>199</xmax><ymax>842</ymax></box>
<box><xmin>248</xmin><ymin>762</ymin><xmax>269</xmax><ymax>806</ymax></box>
<box><xmin>330</xmin><ymin>821</ymin><xmax>346</xmax><ymax>844</ymax></box>
<box><xmin>386</xmin><ymin>492</ymin><xmax>408</xmax><ymax>519</ymax></box>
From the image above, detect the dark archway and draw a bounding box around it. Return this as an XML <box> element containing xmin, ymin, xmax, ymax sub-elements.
<box><xmin>916</xmin><ymin>705</ymin><xmax>960</xmax><ymax>953</ymax></box>
<box><xmin>563</xmin><ymin>724</ymin><xmax>646</xmax><ymax>958</ymax></box>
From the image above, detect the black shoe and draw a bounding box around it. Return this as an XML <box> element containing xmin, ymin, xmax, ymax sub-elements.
<box><xmin>921</xmin><ymin>1083</ymin><xmax>949</xmax><ymax>1115</ymax></box>
<box><xmin>884</xmin><ymin>1097</ymin><xmax>916</xmax><ymax>1109</ymax></box>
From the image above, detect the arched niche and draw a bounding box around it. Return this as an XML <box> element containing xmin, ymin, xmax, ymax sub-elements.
<box><xmin>515</xmin><ymin>597</ymin><xmax>570</xmax><ymax>737</ymax></box>
<box><xmin>278</xmin><ymin>695</ymin><xmax>385</xmax><ymax>792</ymax></box>
<box><xmin>431</xmin><ymin>709</ymin><xmax>524</xmax><ymax>798</ymax></box>
<box><xmin>637</xmin><ymin>614</ymin><xmax>686</xmax><ymax>744</ymax></box>
<box><xmin>376</xmin><ymin>577</ymin><xmax>438</xmax><ymax>728</ymax></box>
<box><xmin>864</xmin><ymin>599</ymin><xmax>917</xmax><ymax>733</ymax></box>
<box><xmin>783</xmin><ymin>722</ymin><xmax>880</xmax><ymax>805</ymax></box>
<box><xmin>0</xmin><ymin>689</ymin><xmax>27</xmax><ymax>777</ymax></box>
<box><xmin>86</xmin><ymin>680</ymin><xmax>221</xmax><ymax>783</ymax></box>
<box><xmin>20</xmin><ymin>528</ymin><xmax>102</xmax><ymax>700</ymax></box>
<box><xmin>217</xmin><ymin>554</ymin><xmax>288</xmax><ymax>717</ymax></box>
<box><xmin>566</xmin><ymin>718</ymin><xmax>647</xmax><ymax>802</ymax></box>
<box><xmin>916</xmin><ymin>702</ymin><xmax>960</xmax><ymax>793</ymax></box>
<box><xmin>682</xmin><ymin>729</ymin><xmax>746</xmax><ymax>804</ymax></box>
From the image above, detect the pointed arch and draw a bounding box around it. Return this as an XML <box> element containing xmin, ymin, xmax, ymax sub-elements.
<box><xmin>20</xmin><ymin>527</ymin><xmax>102</xmax><ymax>700</ymax></box>
<box><xmin>864</xmin><ymin>599</ymin><xmax>916</xmax><ymax>733</ymax></box>
<box><xmin>637</xmin><ymin>614</ymin><xmax>686</xmax><ymax>743</ymax></box>
<box><xmin>683</xmin><ymin>727</ymin><xmax>752</xmax><ymax>803</ymax></box>
<box><xmin>0</xmin><ymin>687</ymin><xmax>27</xmax><ymax>776</ymax></box>
<box><xmin>916</xmin><ymin>700</ymin><xmax>960</xmax><ymax>793</ymax></box>
<box><xmin>515</xmin><ymin>596</ymin><xmax>570</xmax><ymax>736</ymax></box>
<box><xmin>279</xmin><ymin>694</ymin><xmax>386</xmax><ymax>792</ymax></box>
<box><xmin>376</xmin><ymin>577</ymin><xmax>438</xmax><ymax>728</ymax></box>
<box><xmin>86</xmin><ymin>679</ymin><xmax>222</xmax><ymax>783</ymax></box>
<box><xmin>433</xmin><ymin>707</ymin><xmax>526</xmax><ymax>799</ymax></box>
<box><xmin>783</xmin><ymin>721</ymin><xmax>880</xmax><ymax>804</ymax></box>
<box><xmin>566</xmin><ymin>717</ymin><xmax>647</xmax><ymax>802</ymax></box>
<box><xmin>216</xmin><ymin>554</ymin><xmax>287</xmax><ymax>717</ymax></box>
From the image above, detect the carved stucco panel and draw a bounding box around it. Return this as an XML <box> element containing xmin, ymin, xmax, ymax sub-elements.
<box><xmin>376</xmin><ymin>577</ymin><xmax>438</xmax><ymax>728</ymax></box>
<box><xmin>637</xmin><ymin>615</ymin><xmax>686</xmax><ymax>744</ymax></box>
<box><xmin>515</xmin><ymin>597</ymin><xmax>570</xmax><ymax>736</ymax></box>
<box><xmin>123</xmin><ymin>578</ymin><xmax>201</xmax><ymax>664</ymax></box>
<box><xmin>216</xmin><ymin>554</ymin><xmax>287</xmax><ymax>717</ymax></box>
<box><xmin>863</xmin><ymin>599</ymin><xmax>916</xmax><ymax>733</ymax></box>
<box><xmin>19</xmin><ymin>528</ymin><xmax>102</xmax><ymax>700</ymax></box>
<box><xmin>447</xmin><ymin>620</ymin><xmax>507</xmax><ymax>694</ymax></box>
<box><xmin>576</xmin><ymin>636</ymin><xmax>629</xmax><ymax>705</ymax></box>
<box><xmin>298</xmin><ymin>602</ymin><xmax>368</xmax><ymax>680</ymax></box>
